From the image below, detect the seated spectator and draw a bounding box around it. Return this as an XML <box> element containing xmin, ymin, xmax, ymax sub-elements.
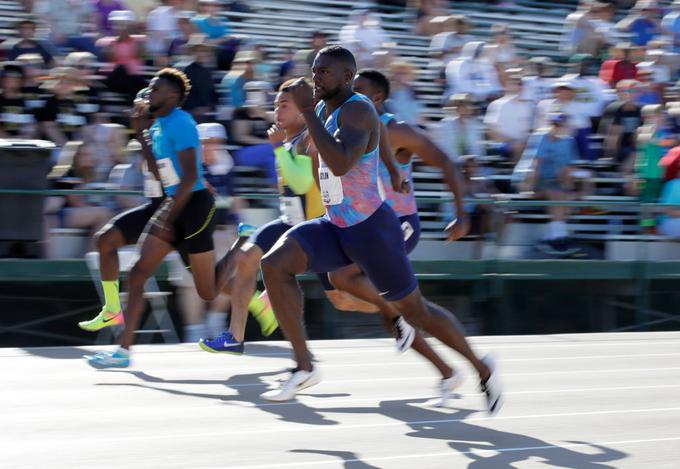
<box><xmin>146</xmin><ymin>0</ymin><xmax>181</xmax><ymax>67</ymax></box>
<box><xmin>305</xmin><ymin>30</ymin><xmax>329</xmax><ymax>67</ymax></box>
<box><xmin>168</xmin><ymin>10</ymin><xmax>196</xmax><ymax>59</ymax></box>
<box><xmin>229</xmin><ymin>81</ymin><xmax>276</xmax><ymax>186</ymax></box>
<box><xmin>522</xmin><ymin>57</ymin><xmax>557</xmax><ymax>105</ymax></box>
<box><xmin>561</xmin><ymin>6</ymin><xmax>608</xmax><ymax>57</ymax></box>
<box><xmin>600</xmin><ymin>80</ymin><xmax>643</xmax><ymax>168</ymax></box>
<box><xmin>4</xmin><ymin>16</ymin><xmax>54</xmax><ymax>67</ymax></box>
<box><xmin>536</xmin><ymin>82</ymin><xmax>595</xmax><ymax>160</ymax></box>
<box><xmin>64</xmin><ymin>52</ymin><xmax>107</xmax><ymax>120</ymax></box>
<box><xmin>411</xmin><ymin>0</ymin><xmax>447</xmax><ymax>35</ymax></box>
<box><xmin>590</xmin><ymin>1</ymin><xmax>618</xmax><ymax>51</ymax></box>
<box><xmin>253</xmin><ymin>44</ymin><xmax>275</xmax><ymax>83</ymax></box>
<box><xmin>433</xmin><ymin>93</ymin><xmax>485</xmax><ymax>162</ymax></box>
<box><xmin>617</xmin><ymin>0</ymin><xmax>661</xmax><ymax>47</ymax></box>
<box><xmin>339</xmin><ymin>9</ymin><xmax>389</xmax><ymax>68</ymax></box>
<box><xmin>36</xmin><ymin>67</ymin><xmax>91</xmax><ymax>147</ymax></box>
<box><xmin>80</xmin><ymin>123</ymin><xmax>127</xmax><ymax>183</ymax></box>
<box><xmin>656</xmin><ymin>153</ymin><xmax>680</xmax><ymax>237</ymax></box>
<box><xmin>192</xmin><ymin>0</ymin><xmax>240</xmax><ymax>70</ymax></box>
<box><xmin>516</xmin><ymin>113</ymin><xmax>582</xmax><ymax>255</ymax></box>
<box><xmin>446</xmin><ymin>41</ymin><xmax>502</xmax><ymax>103</ymax></box>
<box><xmin>386</xmin><ymin>60</ymin><xmax>423</xmax><ymax>126</ymax></box>
<box><xmin>180</xmin><ymin>34</ymin><xmax>218</xmax><ymax>123</ymax></box>
<box><xmin>635</xmin><ymin>69</ymin><xmax>663</xmax><ymax>105</ymax></box>
<box><xmin>633</xmin><ymin>105</ymin><xmax>676</xmax><ymax>209</ymax></box>
<box><xmin>600</xmin><ymin>42</ymin><xmax>639</xmax><ymax>88</ymax></box>
<box><xmin>43</xmin><ymin>0</ymin><xmax>98</xmax><ymax>55</ymax></box>
<box><xmin>15</xmin><ymin>53</ymin><xmax>48</xmax><ymax>112</ymax></box>
<box><xmin>98</xmin><ymin>10</ymin><xmax>147</xmax><ymax>102</ymax></box>
<box><xmin>95</xmin><ymin>0</ymin><xmax>128</xmax><ymax>36</ymax></box>
<box><xmin>0</xmin><ymin>62</ymin><xmax>38</xmax><ymax>139</ymax></box>
<box><xmin>637</xmin><ymin>49</ymin><xmax>670</xmax><ymax>100</ymax></box>
<box><xmin>486</xmin><ymin>24</ymin><xmax>519</xmax><ymax>69</ymax></box>
<box><xmin>277</xmin><ymin>46</ymin><xmax>296</xmax><ymax>90</ymax></box>
<box><xmin>428</xmin><ymin>14</ymin><xmax>469</xmax><ymax>61</ymax></box>
<box><xmin>483</xmin><ymin>74</ymin><xmax>534</xmax><ymax>163</ymax></box>
<box><xmin>458</xmin><ymin>154</ymin><xmax>496</xmax><ymax>248</ymax></box>
<box><xmin>48</xmin><ymin>141</ymin><xmax>114</xmax><ymax>243</ymax></box>
<box><xmin>111</xmin><ymin>139</ymin><xmax>147</xmax><ymax>209</ymax></box>
<box><xmin>662</xmin><ymin>0</ymin><xmax>680</xmax><ymax>53</ymax></box>
<box><xmin>561</xmin><ymin>54</ymin><xmax>614</xmax><ymax>129</ymax></box>
<box><xmin>221</xmin><ymin>51</ymin><xmax>257</xmax><ymax>110</ymax></box>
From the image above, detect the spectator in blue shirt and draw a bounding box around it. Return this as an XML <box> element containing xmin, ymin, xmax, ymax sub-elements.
<box><xmin>617</xmin><ymin>2</ymin><xmax>661</xmax><ymax>46</ymax></box>
<box><xmin>515</xmin><ymin>113</ymin><xmax>584</xmax><ymax>255</ymax></box>
<box><xmin>191</xmin><ymin>0</ymin><xmax>240</xmax><ymax>70</ymax></box>
<box><xmin>662</xmin><ymin>0</ymin><xmax>680</xmax><ymax>52</ymax></box>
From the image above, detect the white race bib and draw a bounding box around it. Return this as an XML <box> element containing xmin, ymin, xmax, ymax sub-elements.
<box><xmin>318</xmin><ymin>160</ymin><xmax>344</xmax><ymax>205</ymax></box>
<box><xmin>157</xmin><ymin>158</ymin><xmax>181</xmax><ymax>188</ymax></box>
<box><xmin>402</xmin><ymin>221</ymin><xmax>414</xmax><ymax>241</ymax></box>
<box><xmin>280</xmin><ymin>196</ymin><xmax>305</xmax><ymax>226</ymax></box>
<box><xmin>144</xmin><ymin>174</ymin><xmax>163</xmax><ymax>198</ymax></box>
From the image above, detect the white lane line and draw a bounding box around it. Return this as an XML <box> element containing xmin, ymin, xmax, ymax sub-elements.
<box><xmin>8</xmin><ymin>383</ymin><xmax>680</xmax><ymax>421</ymax></box>
<box><xmin>13</xmin><ymin>407</ymin><xmax>680</xmax><ymax>445</ymax></box>
<box><xmin>2</xmin><ymin>337</ymin><xmax>680</xmax><ymax>359</ymax></box>
<box><xmin>226</xmin><ymin>436</ymin><xmax>680</xmax><ymax>469</ymax></box>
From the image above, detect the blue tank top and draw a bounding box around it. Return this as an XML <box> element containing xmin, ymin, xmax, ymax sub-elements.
<box><xmin>377</xmin><ymin>112</ymin><xmax>418</xmax><ymax>217</ymax></box>
<box><xmin>315</xmin><ymin>93</ymin><xmax>383</xmax><ymax>227</ymax></box>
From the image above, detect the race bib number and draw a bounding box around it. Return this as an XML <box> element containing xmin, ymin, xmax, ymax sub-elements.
<box><xmin>318</xmin><ymin>160</ymin><xmax>343</xmax><ymax>205</ymax></box>
<box><xmin>280</xmin><ymin>196</ymin><xmax>305</xmax><ymax>225</ymax></box>
<box><xmin>144</xmin><ymin>175</ymin><xmax>163</xmax><ymax>198</ymax></box>
<box><xmin>157</xmin><ymin>158</ymin><xmax>181</xmax><ymax>188</ymax></box>
<box><xmin>401</xmin><ymin>221</ymin><xmax>414</xmax><ymax>241</ymax></box>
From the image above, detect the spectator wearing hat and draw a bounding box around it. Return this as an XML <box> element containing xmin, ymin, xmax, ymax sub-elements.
<box><xmin>229</xmin><ymin>81</ymin><xmax>277</xmax><ymax>186</ymax></box>
<box><xmin>386</xmin><ymin>60</ymin><xmax>423</xmax><ymax>126</ymax></box>
<box><xmin>221</xmin><ymin>50</ymin><xmax>257</xmax><ymax>109</ymax></box>
<box><xmin>600</xmin><ymin>43</ymin><xmax>639</xmax><ymax>88</ymax></box>
<box><xmin>98</xmin><ymin>10</ymin><xmax>147</xmax><ymax>102</ymax></box>
<box><xmin>4</xmin><ymin>17</ymin><xmax>54</xmax><ymax>67</ymax></box>
<box><xmin>599</xmin><ymin>79</ymin><xmax>643</xmax><ymax>167</ymax></box>
<box><xmin>305</xmin><ymin>31</ymin><xmax>329</xmax><ymax>67</ymax></box>
<box><xmin>636</xmin><ymin>48</ymin><xmax>671</xmax><ymax>101</ymax></box>
<box><xmin>617</xmin><ymin>0</ymin><xmax>661</xmax><ymax>47</ymax></box>
<box><xmin>560</xmin><ymin>54</ymin><xmax>614</xmax><ymax>129</ymax></box>
<box><xmin>662</xmin><ymin>0</ymin><xmax>680</xmax><ymax>53</ymax></box>
<box><xmin>0</xmin><ymin>62</ymin><xmax>37</xmax><ymax>139</ymax></box>
<box><xmin>433</xmin><ymin>93</ymin><xmax>485</xmax><ymax>162</ymax></box>
<box><xmin>95</xmin><ymin>0</ymin><xmax>128</xmax><ymax>36</ymax></box>
<box><xmin>521</xmin><ymin>57</ymin><xmax>557</xmax><ymax>105</ymax></box>
<box><xmin>515</xmin><ymin>113</ymin><xmax>583</xmax><ymax>255</ymax></box>
<box><xmin>180</xmin><ymin>34</ymin><xmax>219</xmax><ymax>123</ymax></box>
<box><xmin>36</xmin><ymin>67</ymin><xmax>91</xmax><ymax>147</ymax></box>
<box><xmin>483</xmin><ymin>73</ymin><xmax>533</xmax><ymax>163</ymax></box>
<box><xmin>428</xmin><ymin>15</ymin><xmax>470</xmax><ymax>61</ymax></box>
<box><xmin>536</xmin><ymin>81</ymin><xmax>597</xmax><ymax>160</ymax></box>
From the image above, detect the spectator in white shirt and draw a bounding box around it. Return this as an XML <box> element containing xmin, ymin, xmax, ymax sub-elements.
<box><xmin>486</xmin><ymin>23</ymin><xmax>519</xmax><ymax>69</ymax></box>
<box><xmin>446</xmin><ymin>41</ymin><xmax>502</xmax><ymax>103</ymax></box>
<box><xmin>561</xmin><ymin>53</ymin><xmax>615</xmax><ymax>126</ymax></box>
<box><xmin>521</xmin><ymin>57</ymin><xmax>557</xmax><ymax>105</ymax></box>
<box><xmin>536</xmin><ymin>82</ymin><xmax>596</xmax><ymax>160</ymax></box>
<box><xmin>428</xmin><ymin>14</ymin><xmax>470</xmax><ymax>61</ymax></box>
<box><xmin>146</xmin><ymin>0</ymin><xmax>181</xmax><ymax>66</ymax></box>
<box><xmin>483</xmin><ymin>73</ymin><xmax>534</xmax><ymax>163</ymax></box>
<box><xmin>433</xmin><ymin>93</ymin><xmax>485</xmax><ymax>162</ymax></box>
<box><xmin>339</xmin><ymin>9</ymin><xmax>389</xmax><ymax>69</ymax></box>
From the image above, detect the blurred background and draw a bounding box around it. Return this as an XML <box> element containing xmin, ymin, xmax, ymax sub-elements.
<box><xmin>1</xmin><ymin>0</ymin><xmax>680</xmax><ymax>348</ymax></box>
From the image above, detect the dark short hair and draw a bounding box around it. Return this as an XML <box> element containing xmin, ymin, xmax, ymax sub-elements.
<box><xmin>1</xmin><ymin>62</ymin><xmax>25</xmax><ymax>79</ymax></box>
<box><xmin>356</xmin><ymin>69</ymin><xmax>390</xmax><ymax>99</ymax></box>
<box><xmin>317</xmin><ymin>46</ymin><xmax>357</xmax><ymax>72</ymax></box>
<box><xmin>155</xmin><ymin>68</ymin><xmax>192</xmax><ymax>104</ymax></box>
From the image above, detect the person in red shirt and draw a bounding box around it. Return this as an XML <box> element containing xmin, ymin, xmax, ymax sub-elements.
<box><xmin>600</xmin><ymin>42</ymin><xmax>638</xmax><ymax>87</ymax></box>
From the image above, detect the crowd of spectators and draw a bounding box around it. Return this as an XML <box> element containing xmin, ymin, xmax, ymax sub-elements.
<box><xmin>3</xmin><ymin>0</ymin><xmax>680</xmax><ymax>262</ymax></box>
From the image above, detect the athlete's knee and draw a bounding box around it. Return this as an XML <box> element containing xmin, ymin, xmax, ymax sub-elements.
<box><xmin>195</xmin><ymin>284</ymin><xmax>218</xmax><ymax>302</ymax></box>
<box><xmin>328</xmin><ymin>270</ymin><xmax>350</xmax><ymax>291</ymax></box>
<box><xmin>95</xmin><ymin>226</ymin><xmax>121</xmax><ymax>253</ymax></box>
<box><xmin>261</xmin><ymin>239</ymin><xmax>305</xmax><ymax>281</ymax></box>
<box><xmin>128</xmin><ymin>262</ymin><xmax>153</xmax><ymax>286</ymax></box>
<box><xmin>397</xmin><ymin>296</ymin><xmax>432</xmax><ymax>330</ymax></box>
<box><xmin>237</xmin><ymin>244</ymin><xmax>262</xmax><ymax>275</ymax></box>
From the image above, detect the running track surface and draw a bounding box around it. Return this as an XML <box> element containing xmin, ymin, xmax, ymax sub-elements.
<box><xmin>2</xmin><ymin>332</ymin><xmax>680</xmax><ymax>468</ymax></box>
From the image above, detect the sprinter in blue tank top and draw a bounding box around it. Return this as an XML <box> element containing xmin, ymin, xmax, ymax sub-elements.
<box><xmin>258</xmin><ymin>46</ymin><xmax>502</xmax><ymax>415</ymax></box>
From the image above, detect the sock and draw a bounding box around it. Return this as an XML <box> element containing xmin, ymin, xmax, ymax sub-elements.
<box><xmin>102</xmin><ymin>280</ymin><xmax>121</xmax><ymax>314</ymax></box>
<box><xmin>184</xmin><ymin>323</ymin><xmax>208</xmax><ymax>343</ymax></box>
<box><xmin>248</xmin><ymin>290</ymin><xmax>265</xmax><ymax>315</ymax></box>
<box><xmin>205</xmin><ymin>311</ymin><xmax>228</xmax><ymax>337</ymax></box>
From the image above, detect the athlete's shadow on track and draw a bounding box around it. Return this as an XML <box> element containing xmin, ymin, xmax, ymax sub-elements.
<box><xmin>97</xmin><ymin>368</ymin><xmax>345</xmax><ymax>426</ymax></box>
<box><xmin>316</xmin><ymin>399</ymin><xmax>628</xmax><ymax>469</ymax></box>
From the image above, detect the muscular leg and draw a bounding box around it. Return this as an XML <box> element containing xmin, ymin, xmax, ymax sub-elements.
<box><xmin>118</xmin><ymin>234</ymin><xmax>175</xmax><ymax>349</ymax></box>
<box><xmin>329</xmin><ymin>265</ymin><xmax>453</xmax><ymax>379</ymax></box>
<box><xmin>95</xmin><ymin>224</ymin><xmax>126</xmax><ymax>281</ymax></box>
<box><xmin>391</xmin><ymin>287</ymin><xmax>490</xmax><ymax>382</ymax></box>
<box><xmin>227</xmin><ymin>243</ymin><xmax>264</xmax><ymax>342</ymax></box>
<box><xmin>261</xmin><ymin>236</ymin><xmax>311</xmax><ymax>371</ymax></box>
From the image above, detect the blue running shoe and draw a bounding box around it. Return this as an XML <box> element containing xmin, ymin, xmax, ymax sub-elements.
<box><xmin>238</xmin><ymin>223</ymin><xmax>257</xmax><ymax>238</ymax></box>
<box><xmin>86</xmin><ymin>349</ymin><xmax>130</xmax><ymax>369</ymax></box>
<box><xmin>199</xmin><ymin>330</ymin><xmax>244</xmax><ymax>355</ymax></box>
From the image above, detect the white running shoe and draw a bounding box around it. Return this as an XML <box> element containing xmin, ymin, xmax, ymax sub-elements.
<box><xmin>481</xmin><ymin>355</ymin><xmax>503</xmax><ymax>415</ymax></box>
<box><xmin>433</xmin><ymin>373</ymin><xmax>464</xmax><ymax>408</ymax></box>
<box><xmin>393</xmin><ymin>316</ymin><xmax>415</xmax><ymax>353</ymax></box>
<box><xmin>260</xmin><ymin>367</ymin><xmax>321</xmax><ymax>401</ymax></box>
